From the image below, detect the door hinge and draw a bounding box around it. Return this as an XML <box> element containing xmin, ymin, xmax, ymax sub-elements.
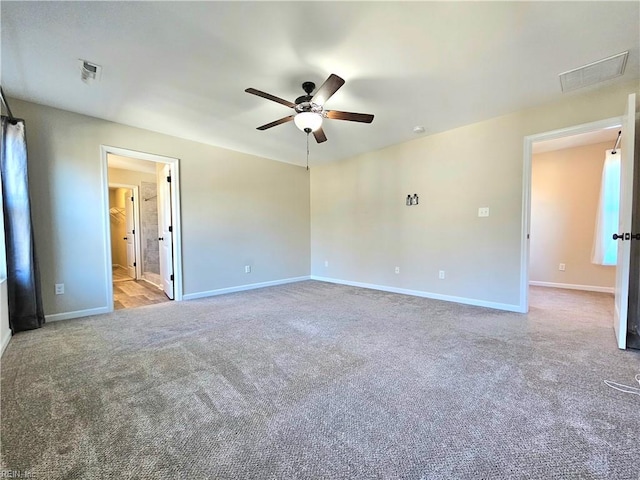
<box><xmin>131</xmin><ymin>196</ymin><xmax>134</xmax><ymax>201</ymax></box>
<box><xmin>170</xmin><ymin>274</ymin><xmax>174</xmax><ymax>281</ymax></box>
<box><xmin>168</xmin><ymin>226</ymin><xmax>172</xmax><ymax>232</ymax></box>
<box><xmin>133</xmin><ymin>262</ymin><xmax>136</xmax><ymax>267</ymax></box>
<box><xmin>167</xmin><ymin>176</ymin><xmax>171</xmax><ymax>183</ymax></box>
<box><xmin>132</xmin><ymin>229</ymin><xmax>135</xmax><ymax>234</ymax></box>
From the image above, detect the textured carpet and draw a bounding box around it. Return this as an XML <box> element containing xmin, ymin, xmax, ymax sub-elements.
<box><xmin>1</xmin><ymin>282</ymin><xmax>639</xmax><ymax>479</ymax></box>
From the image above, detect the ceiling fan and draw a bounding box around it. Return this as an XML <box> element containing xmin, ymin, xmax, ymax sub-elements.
<box><xmin>245</xmin><ymin>74</ymin><xmax>374</xmax><ymax>143</ymax></box>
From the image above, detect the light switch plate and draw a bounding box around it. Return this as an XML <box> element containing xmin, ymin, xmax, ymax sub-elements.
<box><xmin>478</xmin><ymin>207</ymin><xmax>490</xmax><ymax>217</ymax></box>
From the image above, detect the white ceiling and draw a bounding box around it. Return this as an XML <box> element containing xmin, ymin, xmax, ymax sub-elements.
<box><xmin>2</xmin><ymin>2</ymin><xmax>638</xmax><ymax>166</ymax></box>
<box><xmin>108</xmin><ymin>154</ymin><xmax>156</xmax><ymax>174</ymax></box>
<box><xmin>532</xmin><ymin>126</ymin><xmax>621</xmax><ymax>154</ymax></box>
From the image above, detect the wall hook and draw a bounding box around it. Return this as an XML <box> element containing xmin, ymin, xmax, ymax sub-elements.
<box><xmin>405</xmin><ymin>193</ymin><xmax>420</xmax><ymax>206</ymax></box>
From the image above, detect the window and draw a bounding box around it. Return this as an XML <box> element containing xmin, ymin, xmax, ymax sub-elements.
<box><xmin>592</xmin><ymin>149</ymin><xmax>620</xmax><ymax>266</ymax></box>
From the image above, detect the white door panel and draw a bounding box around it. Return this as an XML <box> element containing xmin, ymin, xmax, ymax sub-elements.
<box><xmin>158</xmin><ymin>164</ymin><xmax>174</xmax><ymax>299</ymax></box>
<box><xmin>613</xmin><ymin>93</ymin><xmax>636</xmax><ymax>350</ymax></box>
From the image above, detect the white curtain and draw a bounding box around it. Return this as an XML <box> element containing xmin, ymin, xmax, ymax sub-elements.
<box><xmin>591</xmin><ymin>149</ymin><xmax>620</xmax><ymax>265</ymax></box>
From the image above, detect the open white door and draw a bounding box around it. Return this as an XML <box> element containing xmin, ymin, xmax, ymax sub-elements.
<box><xmin>158</xmin><ymin>164</ymin><xmax>174</xmax><ymax>299</ymax></box>
<box><xmin>124</xmin><ymin>189</ymin><xmax>136</xmax><ymax>279</ymax></box>
<box><xmin>613</xmin><ymin>93</ymin><xmax>636</xmax><ymax>350</ymax></box>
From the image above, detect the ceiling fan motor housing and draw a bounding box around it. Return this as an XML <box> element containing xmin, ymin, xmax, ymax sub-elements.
<box><xmin>295</xmin><ymin>81</ymin><xmax>316</xmax><ymax>105</ymax></box>
<box><xmin>295</xmin><ymin>95</ymin><xmax>313</xmax><ymax>105</ymax></box>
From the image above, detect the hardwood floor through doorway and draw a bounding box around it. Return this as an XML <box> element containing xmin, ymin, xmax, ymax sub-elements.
<box><xmin>112</xmin><ymin>266</ymin><xmax>170</xmax><ymax>310</ymax></box>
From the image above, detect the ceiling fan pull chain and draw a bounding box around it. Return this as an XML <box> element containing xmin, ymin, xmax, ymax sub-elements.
<box><xmin>306</xmin><ymin>131</ymin><xmax>310</xmax><ymax>171</ymax></box>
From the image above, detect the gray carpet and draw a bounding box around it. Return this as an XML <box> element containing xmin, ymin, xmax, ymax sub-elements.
<box><xmin>1</xmin><ymin>281</ymin><xmax>639</xmax><ymax>479</ymax></box>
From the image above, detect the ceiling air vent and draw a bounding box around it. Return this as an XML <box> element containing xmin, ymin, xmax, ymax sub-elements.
<box><xmin>78</xmin><ymin>59</ymin><xmax>102</xmax><ymax>84</ymax></box>
<box><xmin>559</xmin><ymin>51</ymin><xmax>628</xmax><ymax>93</ymax></box>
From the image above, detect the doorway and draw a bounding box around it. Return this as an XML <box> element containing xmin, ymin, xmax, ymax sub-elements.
<box><xmin>109</xmin><ymin>184</ymin><xmax>141</xmax><ymax>281</ymax></box>
<box><xmin>108</xmin><ymin>182</ymin><xmax>166</xmax><ymax>309</ymax></box>
<box><xmin>521</xmin><ymin>92</ymin><xmax>638</xmax><ymax>351</ymax></box>
<box><xmin>520</xmin><ymin>117</ymin><xmax>622</xmax><ymax>313</ymax></box>
<box><xmin>528</xmin><ymin>127</ymin><xmax>620</xmax><ymax>293</ymax></box>
<box><xmin>521</xmin><ymin>116</ymin><xmax>623</xmax><ymax>314</ymax></box>
<box><xmin>101</xmin><ymin>146</ymin><xmax>183</xmax><ymax>311</ymax></box>
<box><xmin>526</xmin><ymin>126</ymin><xmax>621</xmax><ymax>343</ymax></box>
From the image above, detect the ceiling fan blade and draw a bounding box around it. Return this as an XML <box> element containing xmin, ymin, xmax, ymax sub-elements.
<box><xmin>256</xmin><ymin>115</ymin><xmax>295</xmax><ymax>130</ymax></box>
<box><xmin>325</xmin><ymin>110</ymin><xmax>374</xmax><ymax>123</ymax></box>
<box><xmin>245</xmin><ymin>88</ymin><xmax>296</xmax><ymax>108</ymax></box>
<box><xmin>311</xmin><ymin>74</ymin><xmax>345</xmax><ymax>105</ymax></box>
<box><xmin>313</xmin><ymin>127</ymin><xmax>327</xmax><ymax>143</ymax></box>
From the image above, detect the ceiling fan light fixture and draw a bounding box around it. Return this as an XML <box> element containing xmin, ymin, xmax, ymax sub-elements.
<box><xmin>294</xmin><ymin>111</ymin><xmax>323</xmax><ymax>132</ymax></box>
<box><xmin>245</xmin><ymin>74</ymin><xmax>373</xmax><ymax>145</ymax></box>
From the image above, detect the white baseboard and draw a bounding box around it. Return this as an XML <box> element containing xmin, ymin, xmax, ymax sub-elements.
<box><xmin>529</xmin><ymin>281</ymin><xmax>614</xmax><ymax>294</ymax></box>
<box><xmin>46</xmin><ymin>306</ymin><xmax>111</xmax><ymax>323</ymax></box>
<box><xmin>311</xmin><ymin>276</ymin><xmax>523</xmax><ymax>313</ymax></box>
<box><xmin>183</xmin><ymin>276</ymin><xmax>311</xmax><ymax>301</ymax></box>
<box><xmin>1</xmin><ymin>329</ymin><xmax>11</xmax><ymax>357</ymax></box>
<box><xmin>140</xmin><ymin>277</ymin><xmax>162</xmax><ymax>289</ymax></box>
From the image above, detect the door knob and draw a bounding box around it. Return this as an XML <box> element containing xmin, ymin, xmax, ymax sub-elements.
<box><xmin>613</xmin><ymin>233</ymin><xmax>634</xmax><ymax>240</ymax></box>
<box><xmin>123</xmin><ymin>237</ymin><xmax>128</xmax><ymax>240</ymax></box>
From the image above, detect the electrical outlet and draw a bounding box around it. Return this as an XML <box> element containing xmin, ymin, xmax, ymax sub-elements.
<box><xmin>245</xmin><ymin>265</ymin><xmax>251</xmax><ymax>273</ymax></box>
<box><xmin>439</xmin><ymin>270</ymin><xmax>445</xmax><ymax>279</ymax></box>
<box><xmin>395</xmin><ymin>266</ymin><xmax>400</xmax><ymax>274</ymax></box>
<box><xmin>324</xmin><ymin>260</ymin><xmax>329</xmax><ymax>267</ymax></box>
<box><xmin>55</xmin><ymin>283</ymin><xmax>65</xmax><ymax>295</ymax></box>
<box><xmin>559</xmin><ymin>263</ymin><xmax>566</xmax><ymax>271</ymax></box>
<box><xmin>478</xmin><ymin>207</ymin><xmax>490</xmax><ymax>217</ymax></box>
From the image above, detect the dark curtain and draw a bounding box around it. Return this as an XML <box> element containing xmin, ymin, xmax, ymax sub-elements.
<box><xmin>1</xmin><ymin>116</ymin><xmax>44</xmax><ymax>332</ymax></box>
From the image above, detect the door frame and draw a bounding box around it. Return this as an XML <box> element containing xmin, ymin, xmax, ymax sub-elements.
<box><xmin>519</xmin><ymin>116</ymin><xmax>623</xmax><ymax>313</ymax></box>
<box><xmin>101</xmin><ymin>145</ymin><xmax>184</xmax><ymax>309</ymax></box>
<box><xmin>108</xmin><ymin>183</ymin><xmax>142</xmax><ymax>280</ymax></box>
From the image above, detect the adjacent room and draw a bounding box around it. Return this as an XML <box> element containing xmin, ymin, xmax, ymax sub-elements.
<box><xmin>107</xmin><ymin>154</ymin><xmax>172</xmax><ymax>310</ymax></box>
<box><xmin>1</xmin><ymin>2</ymin><xmax>639</xmax><ymax>479</ymax></box>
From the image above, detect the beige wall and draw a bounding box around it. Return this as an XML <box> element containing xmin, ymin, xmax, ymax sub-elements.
<box><xmin>0</xmin><ymin>186</ymin><xmax>9</xmax><ymax>353</ymax></box>
<box><xmin>530</xmin><ymin>142</ymin><xmax>615</xmax><ymax>290</ymax></box>
<box><xmin>0</xmin><ymin>280</ymin><xmax>10</xmax><ymax>356</ymax></box>
<box><xmin>311</xmin><ymin>81</ymin><xmax>638</xmax><ymax>310</ymax></box>
<box><xmin>17</xmin><ymin>99</ymin><xmax>310</xmax><ymax>317</ymax></box>
<box><xmin>12</xmin><ymin>80</ymin><xmax>638</xmax><ymax>317</ymax></box>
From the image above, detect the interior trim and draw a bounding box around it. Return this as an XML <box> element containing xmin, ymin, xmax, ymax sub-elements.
<box><xmin>46</xmin><ymin>306</ymin><xmax>111</xmax><ymax>323</ymax></box>
<box><xmin>182</xmin><ymin>276</ymin><xmax>311</xmax><ymax>301</ymax></box>
<box><xmin>311</xmin><ymin>276</ymin><xmax>522</xmax><ymax>313</ymax></box>
<box><xmin>529</xmin><ymin>281</ymin><xmax>614</xmax><ymax>294</ymax></box>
